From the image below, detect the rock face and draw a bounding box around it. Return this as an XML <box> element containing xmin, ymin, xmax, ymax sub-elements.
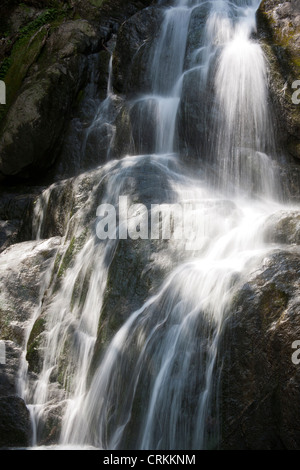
<box><xmin>0</xmin><ymin>19</ymin><xmax>104</xmax><ymax>179</ymax></box>
<box><xmin>0</xmin><ymin>395</ymin><xmax>31</xmax><ymax>448</ymax></box>
<box><xmin>257</xmin><ymin>0</ymin><xmax>300</xmax><ymax>162</ymax></box>
<box><xmin>219</xmin><ymin>249</ymin><xmax>300</xmax><ymax>449</ymax></box>
<box><xmin>112</xmin><ymin>6</ymin><xmax>163</xmax><ymax>94</ymax></box>
<box><xmin>0</xmin><ymin>0</ymin><xmax>154</xmax><ymax>181</ymax></box>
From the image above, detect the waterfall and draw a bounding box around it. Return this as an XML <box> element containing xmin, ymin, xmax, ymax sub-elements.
<box><xmin>17</xmin><ymin>0</ymin><xmax>298</xmax><ymax>450</ymax></box>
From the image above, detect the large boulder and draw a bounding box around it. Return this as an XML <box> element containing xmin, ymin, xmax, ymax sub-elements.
<box><xmin>0</xmin><ymin>395</ymin><xmax>31</xmax><ymax>448</ymax></box>
<box><xmin>219</xmin><ymin>248</ymin><xmax>300</xmax><ymax>449</ymax></box>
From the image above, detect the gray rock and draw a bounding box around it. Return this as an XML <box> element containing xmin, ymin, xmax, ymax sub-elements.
<box><xmin>0</xmin><ymin>20</ymin><xmax>102</xmax><ymax>179</ymax></box>
<box><xmin>219</xmin><ymin>249</ymin><xmax>300</xmax><ymax>449</ymax></box>
<box><xmin>257</xmin><ymin>0</ymin><xmax>300</xmax><ymax>161</ymax></box>
<box><xmin>264</xmin><ymin>210</ymin><xmax>300</xmax><ymax>245</ymax></box>
<box><xmin>0</xmin><ymin>238</ymin><xmax>61</xmax><ymax>346</ymax></box>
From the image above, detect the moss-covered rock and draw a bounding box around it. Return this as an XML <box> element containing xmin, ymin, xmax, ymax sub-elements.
<box><xmin>0</xmin><ymin>18</ymin><xmax>102</xmax><ymax>179</ymax></box>
<box><xmin>0</xmin><ymin>0</ymin><xmax>155</xmax><ymax>181</ymax></box>
<box><xmin>257</xmin><ymin>0</ymin><xmax>300</xmax><ymax>162</ymax></box>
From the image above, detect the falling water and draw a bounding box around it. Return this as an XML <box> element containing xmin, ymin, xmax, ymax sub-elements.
<box><xmin>17</xmin><ymin>0</ymin><xmax>298</xmax><ymax>450</ymax></box>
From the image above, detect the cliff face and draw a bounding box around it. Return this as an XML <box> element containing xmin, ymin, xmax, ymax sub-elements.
<box><xmin>257</xmin><ymin>0</ymin><xmax>300</xmax><ymax>166</ymax></box>
<box><xmin>0</xmin><ymin>0</ymin><xmax>152</xmax><ymax>181</ymax></box>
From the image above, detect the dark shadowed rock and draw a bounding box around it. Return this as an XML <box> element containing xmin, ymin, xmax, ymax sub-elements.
<box><xmin>0</xmin><ymin>20</ymin><xmax>101</xmax><ymax>179</ymax></box>
<box><xmin>112</xmin><ymin>6</ymin><xmax>163</xmax><ymax>94</ymax></box>
<box><xmin>0</xmin><ymin>340</ymin><xmax>31</xmax><ymax>448</ymax></box>
<box><xmin>0</xmin><ymin>395</ymin><xmax>31</xmax><ymax>448</ymax></box>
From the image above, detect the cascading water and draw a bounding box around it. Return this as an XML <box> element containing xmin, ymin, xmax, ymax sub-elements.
<box><xmin>16</xmin><ymin>0</ymin><xmax>299</xmax><ymax>450</ymax></box>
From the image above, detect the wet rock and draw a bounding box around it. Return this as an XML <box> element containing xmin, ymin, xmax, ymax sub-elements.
<box><xmin>0</xmin><ymin>238</ymin><xmax>60</xmax><ymax>346</ymax></box>
<box><xmin>264</xmin><ymin>210</ymin><xmax>300</xmax><ymax>245</ymax></box>
<box><xmin>257</xmin><ymin>0</ymin><xmax>300</xmax><ymax>161</ymax></box>
<box><xmin>0</xmin><ymin>19</ymin><xmax>102</xmax><ymax>179</ymax></box>
<box><xmin>91</xmin><ymin>156</ymin><xmax>191</xmax><ymax>369</ymax></box>
<box><xmin>219</xmin><ymin>249</ymin><xmax>300</xmax><ymax>449</ymax></box>
<box><xmin>183</xmin><ymin>2</ymin><xmax>211</xmax><ymax>70</ymax></box>
<box><xmin>177</xmin><ymin>67</ymin><xmax>215</xmax><ymax>161</ymax></box>
<box><xmin>0</xmin><ymin>395</ymin><xmax>31</xmax><ymax>448</ymax></box>
<box><xmin>112</xmin><ymin>6</ymin><xmax>163</xmax><ymax>94</ymax></box>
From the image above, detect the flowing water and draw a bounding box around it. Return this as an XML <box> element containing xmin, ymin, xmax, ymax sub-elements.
<box><xmin>16</xmin><ymin>0</ymin><xmax>298</xmax><ymax>450</ymax></box>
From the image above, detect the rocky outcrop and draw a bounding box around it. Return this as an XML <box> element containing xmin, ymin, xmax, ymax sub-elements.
<box><xmin>0</xmin><ymin>18</ymin><xmax>104</xmax><ymax>179</ymax></box>
<box><xmin>257</xmin><ymin>0</ymin><xmax>300</xmax><ymax>162</ymax></box>
<box><xmin>219</xmin><ymin>248</ymin><xmax>300</xmax><ymax>449</ymax></box>
<box><xmin>0</xmin><ymin>0</ymin><xmax>154</xmax><ymax>181</ymax></box>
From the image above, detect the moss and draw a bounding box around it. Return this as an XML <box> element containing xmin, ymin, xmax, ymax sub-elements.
<box><xmin>0</xmin><ymin>6</ymin><xmax>67</xmax><ymax>124</ymax></box>
<box><xmin>75</xmin><ymin>88</ymin><xmax>85</xmax><ymax>107</ymax></box>
<box><xmin>89</xmin><ymin>0</ymin><xmax>105</xmax><ymax>6</ymax></box>
<box><xmin>0</xmin><ymin>308</ymin><xmax>12</xmax><ymax>340</ymax></box>
<box><xmin>259</xmin><ymin>283</ymin><xmax>288</xmax><ymax>329</ymax></box>
<box><xmin>0</xmin><ymin>57</ymin><xmax>12</xmax><ymax>81</ymax></box>
<box><xmin>18</xmin><ymin>8</ymin><xmax>60</xmax><ymax>39</ymax></box>
<box><xmin>57</xmin><ymin>236</ymin><xmax>76</xmax><ymax>278</ymax></box>
<box><xmin>56</xmin><ymin>338</ymin><xmax>74</xmax><ymax>390</ymax></box>
<box><xmin>56</xmin><ymin>228</ymin><xmax>89</xmax><ymax>279</ymax></box>
<box><xmin>28</xmin><ymin>316</ymin><xmax>46</xmax><ymax>343</ymax></box>
<box><xmin>70</xmin><ymin>265</ymin><xmax>92</xmax><ymax>311</ymax></box>
<box><xmin>26</xmin><ymin>316</ymin><xmax>46</xmax><ymax>373</ymax></box>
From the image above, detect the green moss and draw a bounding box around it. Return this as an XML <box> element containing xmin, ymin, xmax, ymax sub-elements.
<box><xmin>26</xmin><ymin>316</ymin><xmax>46</xmax><ymax>373</ymax></box>
<box><xmin>259</xmin><ymin>283</ymin><xmax>288</xmax><ymax>328</ymax></box>
<box><xmin>56</xmin><ymin>229</ymin><xmax>89</xmax><ymax>279</ymax></box>
<box><xmin>56</xmin><ymin>338</ymin><xmax>73</xmax><ymax>390</ymax></box>
<box><xmin>0</xmin><ymin>6</ymin><xmax>67</xmax><ymax>123</ymax></box>
<box><xmin>0</xmin><ymin>57</ymin><xmax>12</xmax><ymax>81</ymax></box>
<box><xmin>6</xmin><ymin>30</ymin><xmax>47</xmax><ymax>102</ymax></box>
<box><xmin>70</xmin><ymin>266</ymin><xmax>92</xmax><ymax>311</ymax></box>
<box><xmin>0</xmin><ymin>309</ymin><xmax>12</xmax><ymax>340</ymax></box>
<box><xmin>28</xmin><ymin>316</ymin><xmax>46</xmax><ymax>343</ymax></box>
<box><xmin>89</xmin><ymin>0</ymin><xmax>104</xmax><ymax>6</ymax></box>
<box><xmin>18</xmin><ymin>9</ymin><xmax>60</xmax><ymax>39</ymax></box>
<box><xmin>75</xmin><ymin>88</ymin><xmax>85</xmax><ymax>106</ymax></box>
<box><xmin>57</xmin><ymin>236</ymin><xmax>76</xmax><ymax>278</ymax></box>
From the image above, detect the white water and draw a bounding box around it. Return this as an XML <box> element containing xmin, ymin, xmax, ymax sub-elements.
<box><xmin>16</xmin><ymin>0</ymin><xmax>299</xmax><ymax>450</ymax></box>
